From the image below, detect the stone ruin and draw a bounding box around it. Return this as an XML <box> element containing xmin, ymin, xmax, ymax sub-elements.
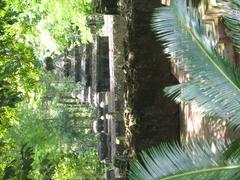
<box><xmin>95</xmin><ymin>0</ymin><xmax>120</xmax><ymax>15</ymax></box>
<box><xmin>94</xmin><ymin>104</ymin><xmax>111</xmax><ymax>164</ymax></box>
<box><xmin>97</xmin><ymin>132</ymin><xmax>109</xmax><ymax>161</ymax></box>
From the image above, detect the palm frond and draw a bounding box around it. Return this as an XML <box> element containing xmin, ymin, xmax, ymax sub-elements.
<box><xmin>129</xmin><ymin>141</ymin><xmax>240</xmax><ymax>180</ymax></box>
<box><xmin>222</xmin><ymin>0</ymin><xmax>240</xmax><ymax>53</ymax></box>
<box><xmin>222</xmin><ymin>138</ymin><xmax>240</xmax><ymax>162</ymax></box>
<box><xmin>152</xmin><ymin>0</ymin><xmax>240</xmax><ymax>129</ymax></box>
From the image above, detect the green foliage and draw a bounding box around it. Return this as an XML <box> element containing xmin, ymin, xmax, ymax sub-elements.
<box><xmin>3</xmin><ymin>144</ymin><xmax>34</xmax><ymax>180</ymax></box>
<box><xmin>129</xmin><ymin>141</ymin><xmax>240</xmax><ymax>180</ymax></box>
<box><xmin>222</xmin><ymin>0</ymin><xmax>240</xmax><ymax>53</ymax></box>
<box><xmin>5</xmin><ymin>0</ymin><xmax>95</xmax><ymax>56</ymax></box>
<box><xmin>20</xmin><ymin>145</ymin><xmax>34</xmax><ymax>179</ymax></box>
<box><xmin>0</xmin><ymin>0</ymin><xmax>104</xmax><ymax>179</ymax></box>
<box><xmin>0</xmin><ymin>71</ymin><xmax>103</xmax><ymax>179</ymax></box>
<box><xmin>39</xmin><ymin>156</ymin><xmax>57</xmax><ymax>179</ymax></box>
<box><xmin>152</xmin><ymin>0</ymin><xmax>240</xmax><ymax>129</ymax></box>
<box><xmin>53</xmin><ymin>150</ymin><xmax>104</xmax><ymax>179</ymax></box>
<box><xmin>0</xmin><ymin>0</ymin><xmax>42</xmax><ymax>151</ymax></box>
<box><xmin>3</xmin><ymin>160</ymin><xmax>16</xmax><ymax>180</ymax></box>
<box><xmin>0</xmin><ymin>81</ymin><xmax>22</xmax><ymax>108</ymax></box>
<box><xmin>222</xmin><ymin>138</ymin><xmax>240</xmax><ymax>162</ymax></box>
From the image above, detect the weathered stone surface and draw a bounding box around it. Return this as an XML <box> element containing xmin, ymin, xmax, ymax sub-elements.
<box><xmin>96</xmin><ymin>0</ymin><xmax>120</xmax><ymax>14</ymax></box>
<box><xmin>115</xmin><ymin>121</ymin><xmax>125</xmax><ymax>136</ymax></box>
<box><xmin>126</xmin><ymin>0</ymin><xmax>180</xmax><ymax>151</ymax></box>
<box><xmin>97</xmin><ymin>132</ymin><xmax>108</xmax><ymax>160</ymax></box>
<box><xmin>115</xmin><ymin>144</ymin><xmax>125</xmax><ymax>156</ymax></box>
<box><xmin>106</xmin><ymin>169</ymin><xmax>116</xmax><ymax>180</ymax></box>
<box><xmin>113</xmin><ymin>155</ymin><xmax>128</xmax><ymax>169</ymax></box>
<box><xmin>93</xmin><ymin>119</ymin><xmax>104</xmax><ymax>133</ymax></box>
<box><xmin>97</xmin><ymin>37</ymin><xmax>110</xmax><ymax>92</ymax></box>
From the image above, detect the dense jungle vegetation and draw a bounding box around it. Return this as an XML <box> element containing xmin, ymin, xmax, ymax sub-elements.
<box><xmin>3</xmin><ymin>0</ymin><xmax>240</xmax><ymax>179</ymax></box>
<box><xmin>0</xmin><ymin>0</ymin><xmax>104</xmax><ymax>179</ymax></box>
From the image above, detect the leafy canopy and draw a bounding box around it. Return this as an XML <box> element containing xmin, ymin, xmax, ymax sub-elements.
<box><xmin>129</xmin><ymin>141</ymin><xmax>240</xmax><ymax>180</ymax></box>
<box><xmin>0</xmin><ymin>0</ymin><xmax>104</xmax><ymax>179</ymax></box>
<box><xmin>5</xmin><ymin>0</ymin><xmax>94</xmax><ymax>56</ymax></box>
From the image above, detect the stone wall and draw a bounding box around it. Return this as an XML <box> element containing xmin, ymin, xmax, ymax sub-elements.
<box><xmin>127</xmin><ymin>0</ymin><xmax>180</xmax><ymax>151</ymax></box>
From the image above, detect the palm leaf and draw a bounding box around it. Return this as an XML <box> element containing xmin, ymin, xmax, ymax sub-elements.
<box><xmin>222</xmin><ymin>138</ymin><xmax>240</xmax><ymax>162</ymax></box>
<box><xmin>129</xmin><ymin>141</ymin><xmax>240</xmax><ymax>180</ymax></box>
<box><xmin>222</xmin><ymin>0</ymin><xmax>240</xmax><ymax>53</ymax></box>
<box><xmin>152</xmin><ymin>0</ymin><xmax>240</xmax><ymax>129</ymax></box>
